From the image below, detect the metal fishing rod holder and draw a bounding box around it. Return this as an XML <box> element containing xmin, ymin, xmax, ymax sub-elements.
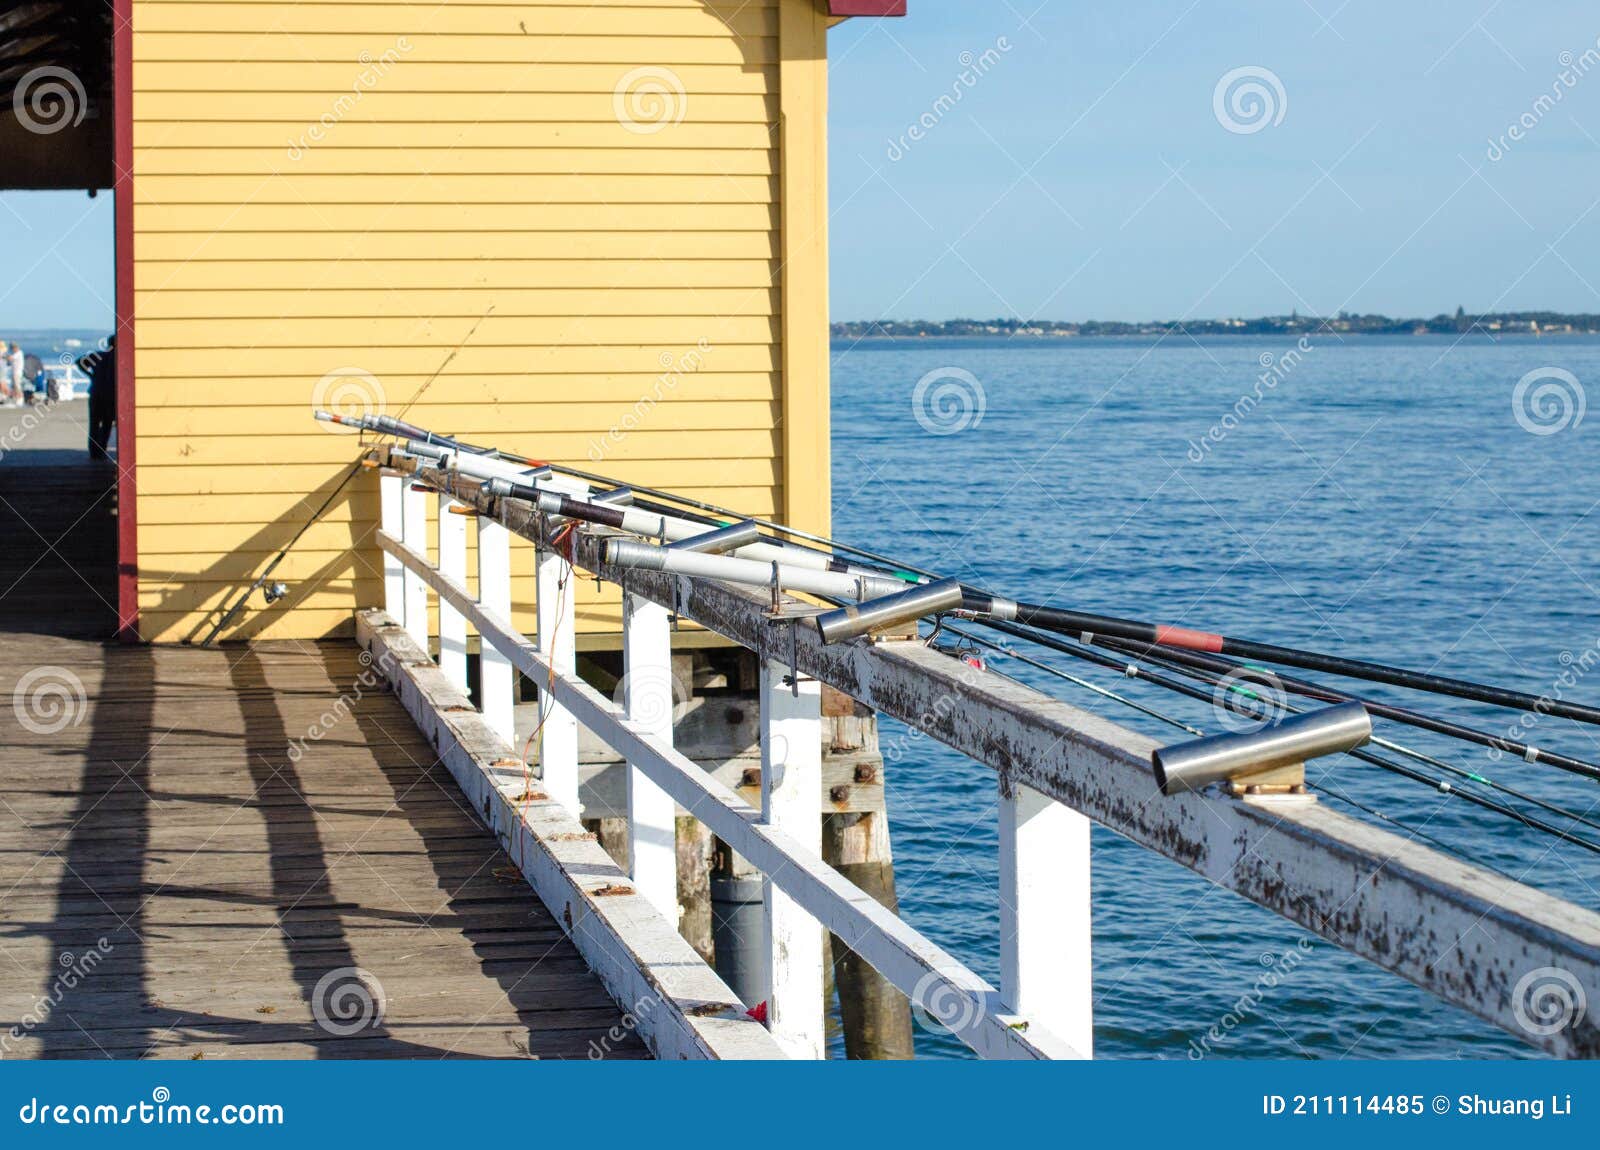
<box><xmin>814</xmin><ymin>579</ymin><xmax>965</xmax><ymax>645</ymax></box>
<box><xmin>1152</xmin><ymin>701</ymin><xmax>1372</xmax><ymax>799</ymax></box>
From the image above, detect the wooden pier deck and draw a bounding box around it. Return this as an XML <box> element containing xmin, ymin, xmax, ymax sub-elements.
<box><xmin>0</xmin><ymin>423</ymin><xmax>647</xmax><ymax>1059</ymax></box>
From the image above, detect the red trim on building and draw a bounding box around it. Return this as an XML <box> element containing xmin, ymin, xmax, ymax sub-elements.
<box><xmin>113</xmin><ymin>0</ymin><xmax>138</xmax><ymax>642</ymax></box>
<box><xmin>829</xmin><ymin>1</ymin><xmax>906</xmax><ymax>15</ymax></box>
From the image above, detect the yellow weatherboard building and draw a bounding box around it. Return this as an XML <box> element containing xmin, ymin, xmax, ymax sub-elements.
<box><xmin>128</xmin><ymin>0</ymin><xmax>902</xmax><ymax>643</ymax></box>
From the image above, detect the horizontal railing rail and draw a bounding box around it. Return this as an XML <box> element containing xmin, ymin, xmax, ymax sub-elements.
<box><xmin>371</xmin><ymin>448</ymin><xmax>1600</xmax><ymax>1059</ymax></box>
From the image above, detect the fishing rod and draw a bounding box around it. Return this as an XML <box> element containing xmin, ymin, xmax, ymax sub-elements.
<box><xmin>1095</xmin><ymin>630</ymin><xmax>1600</xmax><ymax>834</ymax></box>
<box><xmin>329</xmin><ymin>411</ymin><xmax>931</xmax><ymax>582</ymax></box>
<box><xmin>935</xmin><ymin>626</ymin><xmax>1206</xmax><ymax>735</ymax></box>
<box><xmin>352</xmin><ymin>417</ymin><xmax>1600</xmax><ymax>728</ymax></box>
<box><xmin>938</xmin><ymin>622</ymin><xmax>1517</xmax><ymax>863</ymax></box>
<box><xmin>977</xmin><ymin>597</ymin><xmax>1600</xmax><ymax>727</ymax></box>
<box><xmin>545</xmin><ymin>453</ymin><xmax>1600</xmax><ymax>728</ymax></box>
<box><xmin>194</xmin><ymin>454</ymin><xmax>369</xmax><ymax>646</ymax></box>
<box><xmin>362</xmin><ymin>426</ymin><xmax>1600</xmax><ymax>850</ymax></box>
<box><xmin>199</xmin><ymin>312</ymin><xmax>495</xmax><ymax>647</ymax></box>
<box><xmin>1087</xmin><ymin>634</ymin><xmax>1600</xmax><ymax>783</ymax></box>
<box><xmin>314</xmin><ymin>411</ymin><xmax>490</xmax><ymax>453</ymax></box>
<box><xmin>971</xmin><ymin>617</ymin><xmax>1600</xmax><ymax>855</ymax></box>
<box><xmin>553</xmin><ymin>455</ymin><xmax>1600</xmax><ymax>727</ymax></box>
<box><xmin>391</xmin><ymin>457</ymin><xmax>917</xmax><ymax>586</ymax></box>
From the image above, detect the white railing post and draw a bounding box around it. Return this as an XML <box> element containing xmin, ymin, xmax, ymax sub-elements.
<box><xmin>381</xmin><ymin>472</ymin><xmax>404</xmax><ymax>621</ymax></box>
<box><xmin>438</xmin><ymin>494</ymin><xmax>468</xmax><ymax>691</ymax></box>
<box><xmin>759</xmin><ymin>656</ymin><xmax>825</xmax><ymax>1059</ymax></box>
<box><xmin>623</xmin><ymin>593</ymin><xmax>678</xmax><ymax>921</ymax></box>
<box><xmin>536</xmin><ymin>544</ymin><xmax>580</xmax><ymax>815</ymax></box>
<box><xmin>476</xmin><ymin>516</ymin><xmax>515</xmax><ymax>747</ymax></box>
<box><xmin>999</xmin><ymin>783</ymin><xmax>1093</xmax><ymax>1057</ymax></box>
<box><xmin>402</xmin><ymin>479</ymin><xmax>429</xmax><ymax>650</ymax></box>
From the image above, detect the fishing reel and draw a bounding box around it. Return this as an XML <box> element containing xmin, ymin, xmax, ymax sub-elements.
<box><xmin>262</xmin><ymin>582</ymin><xmax>290</xmax><ymax>605</ymax></box>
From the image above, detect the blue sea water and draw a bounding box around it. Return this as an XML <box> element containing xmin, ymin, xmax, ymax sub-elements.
<box><xmin>828</xmin><ymin>333</ymin><xmax>1599</xmax><ymax>1060</ymax></box>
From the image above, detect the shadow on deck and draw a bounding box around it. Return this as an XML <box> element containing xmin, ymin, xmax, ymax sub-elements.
<box><xmin>0</xmin><ymin>425</ymin><xmax>646</xmax><ymax>1059</ymax></box>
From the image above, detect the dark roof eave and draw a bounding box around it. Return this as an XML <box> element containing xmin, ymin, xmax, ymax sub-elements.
<box><xmin>829</xmin><ymin>1</ymin><xmax>908</xmax><ymax>16</ymax></box>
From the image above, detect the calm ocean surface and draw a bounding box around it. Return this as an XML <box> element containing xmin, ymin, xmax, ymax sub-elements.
<box><xmin>827</xmin><ymin>334</ymin><xmax>1599</xmax><ymax>1060</ymax></box>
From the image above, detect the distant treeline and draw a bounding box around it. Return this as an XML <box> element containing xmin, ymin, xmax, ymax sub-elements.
<box><xmin>831</xmin><ymin>311</ymin><xmax>1600</xmax><ymax>339</ymax></box>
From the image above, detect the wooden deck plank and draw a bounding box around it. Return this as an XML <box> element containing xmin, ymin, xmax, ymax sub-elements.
<box><xmin>0</xmin><ymin>454</ymin><xmax>649</xmax><ymax>1059</ymax></box>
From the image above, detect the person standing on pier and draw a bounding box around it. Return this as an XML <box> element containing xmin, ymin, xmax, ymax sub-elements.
<box><xmin>4</xmin><ymin>343</ymin><xmax>23</xmax><ymax>407</ymax></box>
<box><xmin>79</xmin><ymin>337</ymin><xmax>117</xmax><ymax>460</ymax></box>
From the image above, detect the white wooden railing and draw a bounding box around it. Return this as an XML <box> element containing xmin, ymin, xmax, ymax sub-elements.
<box><xmin>369</xmin><ymin>451</ymin><xmax>1600</xmax><ymax>1061</ymax></box>
<box><xmin>374</xmin><ymin>463</ymin><xmax>1085</xmax><ymax>1060</ymax></box>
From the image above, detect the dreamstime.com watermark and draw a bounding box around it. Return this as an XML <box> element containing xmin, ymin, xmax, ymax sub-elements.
<box><xmin>13</xmin><ymin>666</ymin><xmax>87</xmax><ymax>735</ymax></box>
<box><xmin>614</xmin><ymin>66</ymin><xmax>688</xmax><ymax>134</ymax></box>
<box><xmin>312</xmin><ymin>367</ymin><xmax>387</xmax><ymax>433</ymax></box>
<box><xmin>0</xmin><ymin>400</ymin><xmax>64</xmax><ymax>464</ymax></box>
<box><xmin>287</xmin><ymin>39</ymin><xmax>413</xmax><ymax>158</ymax></box>
<box><xmin>1210</xmin><ymin>667</ymin><xmax>1290</xmax><ymax>733</ymax></box>
<box><xmin>881</xmin><ymin>659</ymin><xmax>988</xmax><ymax>765</ymax></box>
<box><xmin>1511</xmin><ymin>966</ymin><xmax>1587</xmax><ymax>1038</ymax></box>
<box><xmin>1186</xmin><ymin>337</ymin><xmax>1315</xmax><ymax>463</ymax></box>
<box><xmin>1487</xmin><ymin>39</ymin><xmax>1600</xmax><ymax>161</ymax></box>
<box><xmin>286</xmin><ymin>649</ymin><xmax>395</xmax><ymax>763</ymax></box>
<box><xmin>886</xmin><ymin>37</ymin><xmax>1014</xmax><ymax>161</ymax></box>
<box><xmin>611</xmin><ymin>666</ymin><xmax>691</xmax><ymax>727</ymax></box>
<box><xmin>310</xmin><ymin>967</ymin><xmax>386</xmax><ymax>1036</ymax></box>
<box><xmin>1</xmin><ymin>939</ymin><xmax>113</xmax><ymax>1057</ymax></box>
<box><xmin>1512</xmin><ymin>367</ymin><xmax>1585</xmax><ymax>436</ymax></box>
<box><xmin>910</xmin><ymin>969</ymin><xmax>986</xmax><ymax>1037</ymax></box>
<box><xmin>587</xmin><ymin>340</ymin><xmax>712</xmax><ymax>462</ymax></box>
<box><xmin>1213</xmin><ymin>66</ymin><xmax>1287</xmax><ymax>135</ymax></box>
<box><xmin>1187</xmin><ymin>936</ymin><xmax>1315</xmax><ymax>1059</ymax></box>
<box><xmin>588</xmin><ymin>990</ymin><xmax>663</xmax><ymax>1058</ymax></box>
<box><xmin>911</xmin><ymin>367</ymin><xmax>986</xmax><ymax>436</ymax></box>
<box><xmin>1491</xmin><ymin>636</ymin><xmax>1598</xmax><ymax>761</ymax></box>
<box><xmin>12</xmin><ymin>66</ymin><xmax>86</xmax><ymax>135</ymax></box>
<box><xmin>17</xmin><ymin>1089</ymin><xmax>283</xmax><ymax>1127</ymax></box>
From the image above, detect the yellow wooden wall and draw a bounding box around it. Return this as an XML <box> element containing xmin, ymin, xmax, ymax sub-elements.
<box><xmin>131</xmin><ymin>0</ymin><xmax>832</xmax><ymax>643</ymax></box>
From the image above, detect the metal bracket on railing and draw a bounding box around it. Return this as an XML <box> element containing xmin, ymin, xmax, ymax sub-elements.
<box><xmin>756</xmin><ymin>562</ymin><xmax>826</xmax><ymax>697</ymax></box>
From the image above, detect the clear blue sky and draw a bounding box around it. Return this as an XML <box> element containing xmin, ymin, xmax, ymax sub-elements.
<box><xmin>0</xmin><ymin>190</ymin><xmax>112</xmax><ymax>330</ymax></box>
<box><xmin>828</xmin><ymin>0</ymin><xmax>1600</xmax><ymax>322</ymax></box>
<box><xmin>5</xmin><ymin>1</ymin><xmax>1599</xmax><ymax>328</ymax></box>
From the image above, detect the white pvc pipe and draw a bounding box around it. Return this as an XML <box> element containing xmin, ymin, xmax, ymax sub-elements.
<box><xmin>401</xmin><ymin>441</ymin><xmax>920</xmax><ymax>585</ymax></box>
<box><xmin>603</xmin><ymin>539</ymin><xmax>904</xmax><ymax>602</ymax></box>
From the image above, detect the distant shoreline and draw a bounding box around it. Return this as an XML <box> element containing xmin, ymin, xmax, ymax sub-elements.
<box><xmin>832</xmin><ymin>312</ymin><xmax>1600</xmax><ymax>340</ymax></box>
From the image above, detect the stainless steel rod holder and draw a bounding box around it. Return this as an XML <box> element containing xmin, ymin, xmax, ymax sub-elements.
<box><xmin>814</xmin><ymin>579</ymin><xmax>964</xmax><ymax>645</ymax></box>
<box><xmin>667</xmin><ymin>520</ymin><xmax>763</xmax><ymax>554</ymax></box>
<box><xmin>1152</xmin><ymin>701</ymin><xmax>1372</xmax><ymax>796</ymax></box>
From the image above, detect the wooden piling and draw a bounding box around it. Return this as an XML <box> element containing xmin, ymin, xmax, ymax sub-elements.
<box><xmin>676</xmin><ymin>815</ymin><xmax>715</xmax><ymax>962</ymax></box>
<box><xmin>823</xmin><ymin>810</ymin><xmax>915</xmax><ymax>1059</ymax></box>
<box><xmin>588</xmin><ymin>817</ymin><xmax>630</xmax><ymax>870</ymax></box>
